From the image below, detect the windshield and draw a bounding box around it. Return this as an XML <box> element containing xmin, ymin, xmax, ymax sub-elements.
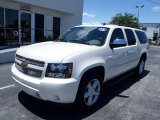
<box><xmin>59</xmin><ymin>27</ymin><xmax>110</xmax><ymax>46</ymax></box>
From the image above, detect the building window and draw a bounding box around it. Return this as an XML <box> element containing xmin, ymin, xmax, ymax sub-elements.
<box><xmin>142</xmin><ymin>27</ymin><xmax>147</xmax><ymax>31</ymax></box>
<box><xmin>0</xmin><ymin>7</ymin><xmax>4</xmax><ymax>45</ymax></box>
<box><xmin>21</xmin><ymin>12</ymin><xmax>31</xmax><ymax>44</ymax></box>
<box><xmin>5</xmin><ymin>8</ymin><xmax>18</xmax><ymax>44</ymax></box>
<box><xmin>53</xmin><ymin>17</ymin><xmax>60</xmax><ymax>40</ymax></box>
<box><xmin>35</xmin><ymin>14</ymin><xmax>44</xmax><ymax>42</ymax></box>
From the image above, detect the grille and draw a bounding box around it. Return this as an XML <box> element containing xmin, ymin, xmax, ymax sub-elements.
<box><xmin>15</xmin><ymin>62</ymin><xmax>42</xmax><ymax>78</ymax></box>
<box><xmin>16</xmin><ymin>54</ymin><xmax>45</xmax><ymax>67</ymax></box>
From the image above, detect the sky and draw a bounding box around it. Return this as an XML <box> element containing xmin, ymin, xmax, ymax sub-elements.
<box><xmin>83</xmin><ymin>0</ymin><xmax>160</xmax><ymax>25</ymax></box>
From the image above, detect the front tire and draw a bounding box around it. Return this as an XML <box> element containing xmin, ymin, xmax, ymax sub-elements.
<box><xmin>76</xmin><ymin>73</ymin><xmax>103</xmax><ymax>110</ymax></box>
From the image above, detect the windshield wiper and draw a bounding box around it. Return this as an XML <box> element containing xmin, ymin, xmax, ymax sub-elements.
<box><xmin>56</xmin><ymin>39</ymin><xmax>69</xmax><ymax>43</ymax></box>
<box><xmin>69</xmin><ymin>40</ymin><xmax>91</xmax><ymax>45</ymax></box>
<box><xmin>56</xmin><ymin>39</ymin><xmax>91</xmax><ymax>45</ymax></box>
<box><xmin>56</xmin><ymin>38</ymin><xmax>64</xmax><ymax>41</ymax></box>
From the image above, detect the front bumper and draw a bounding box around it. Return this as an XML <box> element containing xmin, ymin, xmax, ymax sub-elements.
<box><xmin>11</xmin><ymin>64</ymin><xmax>79</xmax><ymax>103</ymax></box>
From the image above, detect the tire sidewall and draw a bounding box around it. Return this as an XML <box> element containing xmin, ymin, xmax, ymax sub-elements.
<box><xmin>75</xmin><ymin>73</ymin><xmax>103</xmax><ymax>110</ymax></box>
<box><xmin>136</xmin><ymin>58</ymin><xmax>145</xmax><ymax>77</ymax></box>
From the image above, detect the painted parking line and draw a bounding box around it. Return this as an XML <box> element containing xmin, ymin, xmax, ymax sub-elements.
<box><xmin>0</xmin><ymin>84</ymin><xmax>15</xmax><ymax>90</ymax></box>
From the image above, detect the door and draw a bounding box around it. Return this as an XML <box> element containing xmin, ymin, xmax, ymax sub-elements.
<box><xmin>5</xmin><ymin>8</ymin><xmax>19</xmax><ymax>46</ymax></box>
<box><xmin>20</xmin><ymin>12</ymin><xmax>31</xmax><ymax>44</ymax></box>
<box><xmin>53</xmin><ymin>17</ymin><xmax>60</xmax><ymax>40</ymax></box>
<box><xmin>106</xmin><ymin>28</ymin><xmax>129</xmax><ymax>79</ymax></box>
<box><xmin>124</xmin><ymin>29</ymin><xmax>139</xmax><ymax>70</ymax></box>
<box><xmin>0</xmin><ymin>7</ymin><xmax>4</xmax><ymax>45</ymax></box>
<box><xmin>35</xmin><ymin>14</ymin><xmax>44</xmax><ymax>43</ymax></box>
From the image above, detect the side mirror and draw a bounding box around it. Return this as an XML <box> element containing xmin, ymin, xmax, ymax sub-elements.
<box><xmin>110</xmin><ymin>39</ymin><xmax>127</xmax><ymax>49</ymax></box>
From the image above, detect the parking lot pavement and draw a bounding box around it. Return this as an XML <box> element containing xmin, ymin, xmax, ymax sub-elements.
<box><xmin>0</xmin><ymin>47</ymin><xmax>160</xmax><ymax>120</ymax></box>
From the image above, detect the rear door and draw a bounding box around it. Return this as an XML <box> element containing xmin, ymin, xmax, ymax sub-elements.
<box><xmin>124</xmin><ymin>29</ymin><xmax>140</xmax><ymax>70</ymax></box>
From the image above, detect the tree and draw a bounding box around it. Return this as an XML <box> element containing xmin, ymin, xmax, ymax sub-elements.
<box><xmin>110</xmin><ymin>13</ymin><xmax>139</xmax><ymax>28</ymax></box>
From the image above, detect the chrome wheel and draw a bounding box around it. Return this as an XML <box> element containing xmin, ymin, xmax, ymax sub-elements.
<box><xmin>139</xmin><ymin>60</ymin><xmax>145</xmax><ymax>75</ymax></box>
<box><xmin>84</xmin><ymin>79</ymin><xmax>101</xmax><ymax>106</ymax></box>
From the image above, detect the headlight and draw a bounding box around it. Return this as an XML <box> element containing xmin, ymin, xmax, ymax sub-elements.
<box><xmin>45</xmin><ymin>63</ymin><xmax>73</xmax><ymax>78</ymax></box>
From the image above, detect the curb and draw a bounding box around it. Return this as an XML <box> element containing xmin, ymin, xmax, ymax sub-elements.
<box><xmin>150</xmin><ymin>45</ymin><xmax>160</xmax><ymax>49</ymax></box>
<box><xmin>0</xmin><ymin>48</ymin><xmax>18</xmax><ymax>64</ymax></box>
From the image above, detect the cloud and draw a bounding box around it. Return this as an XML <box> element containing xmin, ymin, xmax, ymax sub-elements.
<box><xmin>82</xmin><ymin>22</ymin><xmax>102</xmax><ymax>25</ymax></box>
<box><xmin>152</xmin><ymin>6</ymin><xmax>160</xmax><ymax>12</ymax></box>
<box><xmin>83</xmin><ymin>12</ymin><xmax>96</xmax><ymax>18</ymax></box>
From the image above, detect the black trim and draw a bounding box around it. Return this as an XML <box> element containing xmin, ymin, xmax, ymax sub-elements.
<box><xmin>16</xmin><ymin>54</ymin><xmax>45</xmax><ymax>67</ymax></box>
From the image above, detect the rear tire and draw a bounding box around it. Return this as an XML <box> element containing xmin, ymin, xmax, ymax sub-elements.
<box><xmin>135</xmin><ymin>58</ymin><xmax>145</xmax><ymax>77</ymax></box>
<box><xmin>75</xmin><ymin>73</ymin><xmax>103</xmax><ymax>110</ymax></box>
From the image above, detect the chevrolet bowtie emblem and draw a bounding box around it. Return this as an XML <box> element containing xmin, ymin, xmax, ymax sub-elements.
<box><xmin>21</xmin><ymin>61</ymin><xmax>28</xmax><ymax>68</ymax></box>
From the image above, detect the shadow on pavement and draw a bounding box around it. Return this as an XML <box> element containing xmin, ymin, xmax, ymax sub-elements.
<box><xmin>18</xmin><ymin>70</ymin><xmax>150</xmax><ymax>120</ymax></box>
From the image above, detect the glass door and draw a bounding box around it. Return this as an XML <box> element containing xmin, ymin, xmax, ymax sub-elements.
<box><xmin>5</xmin><ymin>8</ymin><xmax>19</xmax><ymax>46</ymax></box>
<box><xmin>0</xmin><ymin>7</ymin><xmax>4</xmax><ymax>46</ymax></box>
<box><xmin>53</xmin><ymin>17</ymin><xmax>60</xmax><ymax>40</ymax></box>
<box><xmin>21</xmin><ymin>12</ymin><xmax>31</xmax><ymax>45</ymax></box>
<box><xmin>35</xmin><ymin>14</ymin><xmax>44</xmax><ymax>43</ymax></box>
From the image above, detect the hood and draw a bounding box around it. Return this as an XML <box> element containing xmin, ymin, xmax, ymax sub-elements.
<box><xmin>16</xmin><ymin>41</ymin><xmax>96</xmax><ymax>63</ymax></box>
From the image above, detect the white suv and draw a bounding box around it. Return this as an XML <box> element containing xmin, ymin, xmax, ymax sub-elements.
<box><xmin>11</xmin><ymin>25</ymin><xmax>149</xmax><ymax>109</ymax></box>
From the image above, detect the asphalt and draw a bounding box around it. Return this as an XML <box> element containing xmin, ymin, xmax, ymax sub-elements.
<box><xmin>0</xmin><ymin>47</ymin><xmax>160</xmax><ymax>120</ymax></box>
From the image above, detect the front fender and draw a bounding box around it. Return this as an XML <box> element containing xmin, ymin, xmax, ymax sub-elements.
<box><xmin>78</xmin><ymin>62</ymin><xmax>105</xmax><ymax>81</ymax></box>
<box><xmin>61</xmin><ymin>47</ymin><xmax>106</xmax><ymax>81</ymax></box>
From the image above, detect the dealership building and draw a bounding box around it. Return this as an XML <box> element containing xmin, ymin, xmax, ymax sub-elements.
<box><xmin>0</xmin><ymin>0</ymin><xmax>83</xmax><ymax>47</ymax></box>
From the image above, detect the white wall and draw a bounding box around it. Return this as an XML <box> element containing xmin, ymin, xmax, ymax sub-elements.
<box><xmin>14</xmin><ymin>0</ymin><xmax>84</xmax><ymax>15</ymax></box>
<box><xmin>13</xmin><ymin>0</ymin><xmax>84</xmax><ymax>34</ymax></box>
<box><xmin>0</xmin><ymin>0</ymin><xmax>20</xmax><ymax>10</ymax></box>
<box><xmin>0</xmin><ymin>0</ymin><xmax>83</xmax><ymax>40</ymax></box>
<box><xmin>145</xmin><ymin>27</ymin><xmax>159</xmax><ymax>39</ymax></box>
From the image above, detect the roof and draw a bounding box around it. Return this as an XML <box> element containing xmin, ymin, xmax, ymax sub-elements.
<box><xmin>76</xmin><ymin>24</ymin><xmax>143</xmax><ymax>31</ymax></box>
<box><xmin>140</xmin><ymin>23</ymin><xmax>160</xmax><ymax>28</ymax></box>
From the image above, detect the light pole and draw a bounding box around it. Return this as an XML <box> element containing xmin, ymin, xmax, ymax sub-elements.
<box><xmin>136</xmin><ymin>5</ymin><xmax>144</xmax><ymax>22</ymax></box>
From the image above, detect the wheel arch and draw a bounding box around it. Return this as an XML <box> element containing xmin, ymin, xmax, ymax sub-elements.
<box><xmin>75</xmin><ymin>65</ymin><xmax>105</xmax><ymax>107</ymax></box>
<box><xmin>80</xmin><ymin>65</ymin><xmax>105</xmax><ymax>83</ymax></box>
<box><xmin>141</xmin><ymin>52</ymin><xmax>147</xmax><ymax>61</ymax></box>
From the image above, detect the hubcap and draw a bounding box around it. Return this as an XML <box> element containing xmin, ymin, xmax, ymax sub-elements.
<box><xmin>139</xmin><ymin>60</ymin><xmax>145</xmax><ymax>75</ymax></box>
<box><xmin>84</xmin><ymin>79</ymin><xmax>101</xmax><ymax>106</ymax></box>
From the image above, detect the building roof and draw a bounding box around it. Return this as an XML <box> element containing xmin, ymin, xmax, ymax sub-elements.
<box><xmin>140</xmin><ymin>23</ymin><xmax>160</xmax><ymax>28</ymax></box>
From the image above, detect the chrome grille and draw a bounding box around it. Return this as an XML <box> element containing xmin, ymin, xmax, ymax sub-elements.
<box><xmin>15</xmin><ymin>62</ymin><xmax>42</xmax><ymax>78</ymax></box>
<box><xmin>16</xmin><ymin>54</ymin><xmax>45</xmax><ymax>67</ymax></box>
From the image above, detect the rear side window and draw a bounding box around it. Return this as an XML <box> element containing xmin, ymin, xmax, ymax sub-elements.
<box><xmin>135</xmin><ymin>31</ymin><xmax>148</xmax><ymax>44</ymax></box>
<box><xmin>125</xmin><ymin>29</ymin><xmax>136</xmax><ymax>45</ymax></box>
<box><xmin>110</xmin><ymin>28</ymin><xmax>124</xmax><ymax>43</ymax></box>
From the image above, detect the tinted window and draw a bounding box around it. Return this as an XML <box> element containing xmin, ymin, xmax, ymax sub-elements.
<box><xmin>0</xmin><ymin>7</ymin><xmax>4</xmax><ymax>45</ymax></box>
<box><xmin>110</xmin><ymin>28</ymin><xmax>124</xmax><ymax>44</ymax></box>
<box><xmin>135</xmin><ymin>30</ymin><xmax>148</xmax><ymax>44</ymax></box>
<box><xmin>35</xmin><ymin>14</ymin><xmax>44</xmax><ymax>42</ymax></box>
<box><xmin>5</xmin><ymin>8</ymin><xmax>18</xmax><ymax>42</ymax></box>
<box><xmin>125</xmin><ymin>29</ymin><xmax>136</xmax><ymax>45</ymax></box>
<box><xmin>5</xmin><ymin>8</ymin><xmax>18</xmax><ymax>28</ymax></box>
<box><xmin>59</xmin><ymin>27</ymin><xmax>109</xmax><ymax>46</ymax></box>
<box><xmin>21</xmin><ymin>13</ymin><xmax>31</xmax><ymax>43</ymax></box>
<box><xmin>53</xmin><ymin>17</ymin><xmax>61</xmax><ymax>40</ymax></box>
<box><xmin>0</xmin><ymin>7</ymin><xmax>4</xmax><ymax>28</ymax></box>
